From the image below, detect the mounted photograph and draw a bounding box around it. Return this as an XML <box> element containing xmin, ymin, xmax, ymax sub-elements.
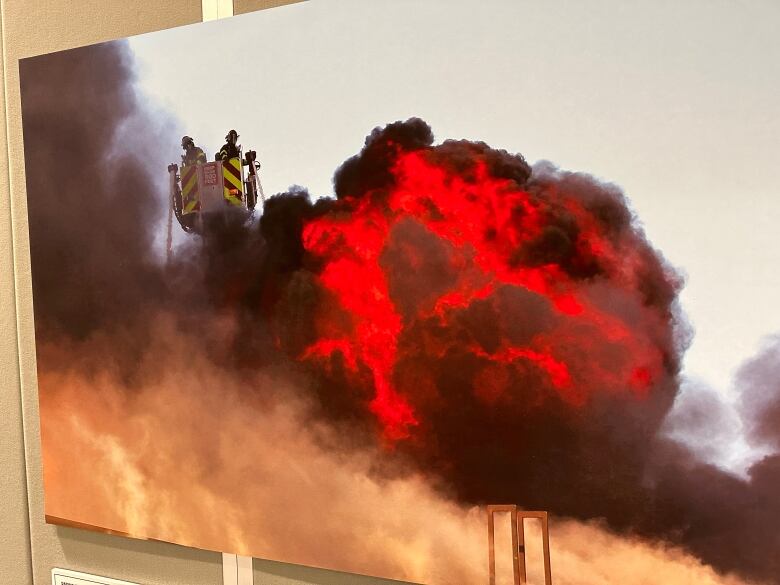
<box><xmin>19</xmin><ymin>2</ymin><xmax>780</xmax><ymax>584</ymax></box>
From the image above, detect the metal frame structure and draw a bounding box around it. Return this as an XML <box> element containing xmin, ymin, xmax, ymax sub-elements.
<box><xmin>166</xmin><ymin>148</ymin><xmax>264</xmax><ymax>263</ymax></box>
<box><xmin>487</xmin><ymin>505</ymin><xmax>552</xmax><ymax>585</ymax></box>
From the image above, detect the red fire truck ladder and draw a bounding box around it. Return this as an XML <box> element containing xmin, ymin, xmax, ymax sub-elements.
<box><xmin>487</xmin><ymin>505</ymin><xmax>552</xmax><ymax>585</ymax></box>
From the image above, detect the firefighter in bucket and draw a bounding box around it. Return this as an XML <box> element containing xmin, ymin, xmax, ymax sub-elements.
<box><xmin>168</xmin><ymin>130</ymin><xmax>264</xmax><ymax>238</ymax></box>
<box><xmin>181</xmin><ymin>135</ymin><xmax>207</xmax><ymax>165</ymax></box>
<box><xmin>172</xmin><ymin>136</ymin><xmax>207</xmax><ymax>233</ymax></box>
<box><xmin>216</xmin><ymin>129</ymin><xmax>240</xmax><ymax>161</ymax></box>
<box><xmin>216</xmin><ymin>129</ymin><xmax>243</xmax><ymax>208</ymax></box>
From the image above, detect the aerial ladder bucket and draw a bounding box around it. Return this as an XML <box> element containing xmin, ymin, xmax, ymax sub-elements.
<box><xmin>167</xmin><ymin>146</ymin><xmax>265</xmax><ymax>240</ymax></box>
<box><xmin>487</xmin><ymin>506</ymin><xmax>552</xmax><ymax>585</ymax></box>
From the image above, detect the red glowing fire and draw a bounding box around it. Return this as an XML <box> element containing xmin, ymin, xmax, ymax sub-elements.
<box><xmin>299</xmin><ymin>145</ymin><xmax>665</xmax><ymax>441</ymax></box>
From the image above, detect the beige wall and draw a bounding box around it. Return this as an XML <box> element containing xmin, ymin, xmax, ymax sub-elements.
<box><xmin>236</xmin><ymin>0</ymin><xmax>305</xmax><ymax>14</ymax></box>
<box><xmin>0</xmin><ymin>4</ymin><xmax>33</xmax><ymax>585</ymax></box>
<box><xmin>0</xmin><ymin>1</ymin><xmax>400</xmax><ymax>584</ymax></box>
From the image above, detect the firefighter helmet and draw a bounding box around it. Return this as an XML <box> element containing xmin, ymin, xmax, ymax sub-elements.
<box><xmin>225</xmin><ymin>129</ymin><xmax>238</xmax><ymax>144</ymax></box>
<box><xmin>181</xmin><ymin>135</ymin><xmax>195</xmax><ymax>150</ymax></box>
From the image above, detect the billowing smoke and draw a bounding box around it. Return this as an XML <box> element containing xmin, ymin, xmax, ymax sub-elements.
<box><xmin>21</xmin><ymin>40</ymin><xmax>169</xmax><ymax>339</ymax></box>
<box><xmin>20</xmin><ymin>40</ymin><xmax>779</xmax><ymax>584</ymax></box>
<box><xmin>739</xmin><ymin>336</ymin><xmax>780</xmax><ymax>451</ymax></box>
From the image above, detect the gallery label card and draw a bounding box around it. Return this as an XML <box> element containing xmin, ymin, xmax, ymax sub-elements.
<box><xmin>52</xmin><ymin>568</ymin><xmax>140</xmax><ymax>585</ymax></box>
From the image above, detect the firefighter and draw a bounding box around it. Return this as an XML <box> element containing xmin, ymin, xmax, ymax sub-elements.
<box><xmin>217</xmin><ymin>129</ymin><xmax>241</xmax><ymax>161</ymax></box>
<box><xmin>181</xmin><ymin>136</ymin><xmax>207</xmax><ymax>165</ymax></box>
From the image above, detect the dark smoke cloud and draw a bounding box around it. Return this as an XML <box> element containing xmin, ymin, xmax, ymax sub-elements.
<box><xmin>662</xmin><ymin>379</ymin><xmax>744</xmax><ymax>465</ymax></box>
<box><xmin>651</xmin><ymin>335</ymin><xmax>780</xmax><ymax>583</ymax></box>
<box><xmin>20</xmin><ymin>41</ymin><xmax>168</xmax><ymax>342</ymax></box>
<box><xmin>334</xmin><ymin>118</ymin><xmax>436</xmax><ymax>199</ymax></box>
<box><xmin>644</xmin><ymin>446</ymin><xmax>780</xmax><ymax>581</ymax></box>
<box><xmin>738</xmin><ymin>335</ymin><xmax>780</xmax><ymax>450</ymax></box>
<box><xmin>20</xmin><ymin>40</ymin><xmax>780</xmax><ymax>585</ymax></box>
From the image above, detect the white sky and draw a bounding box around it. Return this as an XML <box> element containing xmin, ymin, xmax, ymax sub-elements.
<box><xmin>128</xmin><ymin>0</ymin><xmax>780</xmax><ymax>469</ymax></box>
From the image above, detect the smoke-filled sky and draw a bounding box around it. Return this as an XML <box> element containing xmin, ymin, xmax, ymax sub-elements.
<box><xmin>19</xmin><ymin>2</ymin><xmax>780</xmax><ymax>585</ymax></box>
<box><xmin>127</xmin><ymin>0</ymin><xmax>780</xmax><ymax>472</ymax></box>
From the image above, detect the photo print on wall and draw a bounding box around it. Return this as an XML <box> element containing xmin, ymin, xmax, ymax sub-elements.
<box><xmin>20</xmin><ymin>2</ymin><xmax>780</xmax><ymax>583</ymax></box>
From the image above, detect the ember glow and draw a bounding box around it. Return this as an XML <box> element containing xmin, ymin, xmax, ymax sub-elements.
<box><xmin>299</xmin><ymin>145</ymin><xmax>669</xmax><ymax>442</ymax></box>
<box><xmin>269</xmin><ymin>121</ymin><xmax>683</xmax><ymax>520</ymax></box>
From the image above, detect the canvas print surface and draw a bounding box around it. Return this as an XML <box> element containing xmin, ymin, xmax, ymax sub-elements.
<box><xmin>20</xmin><ymin>2</ymin><xmax>780</xmax><ymax>584</ymax></box>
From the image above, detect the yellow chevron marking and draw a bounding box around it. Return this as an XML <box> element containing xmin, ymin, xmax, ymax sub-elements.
<box><xmin>183</xmin><ymin>172</ymin><xmax>198</xmax><ymax>195</ymax></box>
<box><xmin>224</xmin><ymin>170</ymin><xmax>242</xmax><ymax>191</ymax></box>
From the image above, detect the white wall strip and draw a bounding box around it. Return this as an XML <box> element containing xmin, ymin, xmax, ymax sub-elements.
<box><xmin>217</xmin><ymin>0</ymin><xmax>235</xmax><ymax>18</ymax></box>
<box><xmin>201</xmin><ymin>0</ymin><xmax>218</xmax><ymax>21</ymax></box>
<box><xmin>202</xmin><ymin>0</ymin><xmax>234</xmax><ymax>21</ymax></box>
<box><xmin>222</xmin><ymin>553</ymin><xmax>239</xmax><ymax>585</ymax></box>
<box><xmin>237</xmin><ymin>555</ymin><xmax>253</xmax><ymax>585</ymax></box>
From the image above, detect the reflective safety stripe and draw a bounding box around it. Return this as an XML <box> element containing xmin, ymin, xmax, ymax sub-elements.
<box><xmin>222</xmin><ymin>157</ymin><xmax>243</xmax><ymax>206</ymax></box>
<box><xmin>181</xmin><ymin>165</ymin><xmax>200</xmax><ymax>214</ymax></box>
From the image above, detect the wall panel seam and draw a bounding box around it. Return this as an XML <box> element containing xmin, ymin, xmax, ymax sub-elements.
<box><xmin>0</xmin><ymin>0</ymin><xmax>34</xmax><ymax>583</ymax></box>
